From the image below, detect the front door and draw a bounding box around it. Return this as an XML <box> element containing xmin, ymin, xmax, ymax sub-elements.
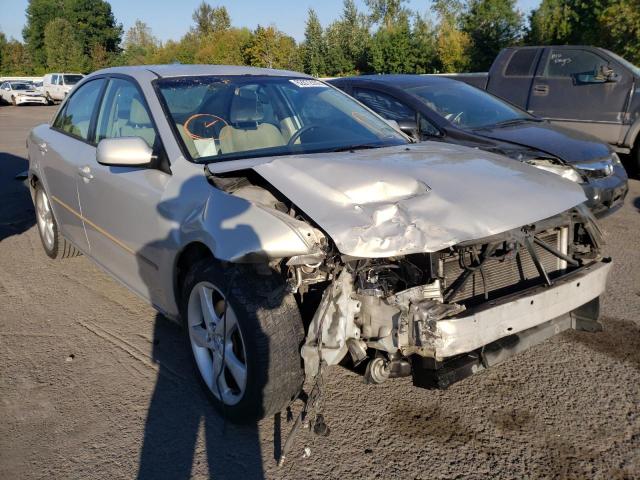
<box><xmin>39</xmin><ymin>78</ymin><xmax>106</xmax><ymax>252</ymax></box>
<box><xmin>528</xmin><ymin>48</ymin><xmax>633</xmax><ymax>143</ymax></box>
<box><xmin>76</xmin><ymin>77</ymin><xmax>170</xmax><ymax>303</ymax></box>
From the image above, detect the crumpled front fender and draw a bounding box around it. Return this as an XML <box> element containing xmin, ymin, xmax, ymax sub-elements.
<box><xmin>181</xmin><ymin>188</ymin><xmax>324</xmax><ymax>263</ymax></box>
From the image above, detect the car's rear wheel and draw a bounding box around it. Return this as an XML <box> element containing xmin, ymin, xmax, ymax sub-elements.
<box><xmin>34</xmin><ymin>183</ymin><xmax>80</xmax><ymax>259</ymax></box>
<box><xmin>182</xmin><ymin>260</ymin><xmax>304</xmax><ymax>423</ymax></box>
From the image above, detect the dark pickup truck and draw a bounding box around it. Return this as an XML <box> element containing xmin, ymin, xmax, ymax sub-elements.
<box><xmin>446</xmin><ymin>46</ymin><xmax>640</xmax><ymax>170</ymax></box>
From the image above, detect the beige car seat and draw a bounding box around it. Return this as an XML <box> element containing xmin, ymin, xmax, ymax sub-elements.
<box><xmin>119</xmin><ymin>97</ymin><xmax>156</xmax><ymax>147</ymax></box>
<box><xmin>219</xmin><ymin>90</ymin><xmax>285</xmax><ymax>154</ymax></box>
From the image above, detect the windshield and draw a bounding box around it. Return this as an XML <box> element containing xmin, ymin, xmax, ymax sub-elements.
<box><xmin>407</xmin><ymin>81</ymin><xmax>531</xmax><ymax>129</ymax></box>
<box><xmin>11</xmin><ymin>83</ymin><xmax>30</xmax><ymax>91</ymax></box>
<box><xmin>63</xmin><ymin>75</ymin><xmax>83</xmax><ymax>85</ymax></box>
<box><xmin>604</xmin><ymin>49</ymin><xmax>640</xmax><ymax>77</ymax></box>
<box><xmin>156</xmin><ymin>76</ymin><xmax>407</xmax><ymax>162</ymax></box>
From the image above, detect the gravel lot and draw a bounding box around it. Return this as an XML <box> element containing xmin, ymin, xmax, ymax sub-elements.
<box><xmin>1</xmin><ymin>105</ymin><xmax>639</xmax><ymax>480</ymax></box>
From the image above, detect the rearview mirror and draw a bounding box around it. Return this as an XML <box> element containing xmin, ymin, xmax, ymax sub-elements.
<box><xmin>97</xmin><ymin>137</ymin><xmax>153</xmax><ymax>167</ymax></box>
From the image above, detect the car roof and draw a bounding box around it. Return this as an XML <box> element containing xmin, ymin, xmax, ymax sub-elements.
<box><xmin>331</xmin><ymin>74</ymin><xmax>459</xmax><ymax>89</ymax></box>
<box><xmin>90</xmin><ymin>64</ymin><xmax>312</xmax><ymax>80</ymax></box>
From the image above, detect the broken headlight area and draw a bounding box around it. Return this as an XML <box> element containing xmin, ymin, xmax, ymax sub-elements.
<box><xmin>300</xmin><ymin>205</ymin><xmax>607</xmax><ymax>389</ymax></box>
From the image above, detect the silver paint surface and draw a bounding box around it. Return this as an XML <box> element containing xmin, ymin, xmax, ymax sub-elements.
<box><xmin>209</xmin><ymin>142</ymin><xmax>587</xmax><ymax>257</ymax></box>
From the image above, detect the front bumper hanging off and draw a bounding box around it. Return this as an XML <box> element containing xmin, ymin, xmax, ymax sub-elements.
<box><xmin>411</xmin><ymin>259</ymin><xmax>612</xmax><ymax>389</ymax></box>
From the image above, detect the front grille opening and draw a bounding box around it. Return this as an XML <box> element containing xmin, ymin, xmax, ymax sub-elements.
<box><xmin>441</xmin><ymin>230</ymin><xmax>570</xmax><ymax>307</ymax></box>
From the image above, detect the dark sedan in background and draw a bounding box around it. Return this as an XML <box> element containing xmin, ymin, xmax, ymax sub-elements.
<box><xmin>329</xmin><ymin>74</ymin><xmax>628</xmax><ymax>217</ymax></box>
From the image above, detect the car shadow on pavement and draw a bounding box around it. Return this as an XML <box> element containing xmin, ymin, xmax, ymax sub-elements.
<box><xmin>137</xmin><ymin>313</ymin><xmax>265</xmax><ymax>480</ymax></box>
<box><xmin>0</xmin><ymin>152</ymin><xmax>35</xmax><ymax>241</ymax></box>
<box><xmin>633</xmin><ymin>196</ymin><xmax>640</xmax><ymax>212</ymax></box>
<box><xmin>136</xmin><ymin>176</ymin><xmax>295</xmax><ymax>479</ymax></box>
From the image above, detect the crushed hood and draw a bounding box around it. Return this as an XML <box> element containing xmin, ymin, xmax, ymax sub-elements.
<box><xmin>207</xmin><ymin>142</ymin><xmax>587</xmax><ymax>258</ymax></box>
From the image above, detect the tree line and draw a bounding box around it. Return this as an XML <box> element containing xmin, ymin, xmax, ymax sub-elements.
<box><xmin>0</xmin><ymin>0</ymin><xmax>638</xmax><ymax>77</ymax></box>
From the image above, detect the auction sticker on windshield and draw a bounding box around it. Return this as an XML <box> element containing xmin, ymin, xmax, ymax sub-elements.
<box><xmin>289</xmin><ymin>79</ymin><xmax>326</xmax><ymax>88</ymax></box>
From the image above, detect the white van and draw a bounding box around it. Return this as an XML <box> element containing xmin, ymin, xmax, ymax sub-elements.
<box><xmin>42</xmin><ymin>73</ymin><xmax>84</xmax><ymax>102</ymax></box>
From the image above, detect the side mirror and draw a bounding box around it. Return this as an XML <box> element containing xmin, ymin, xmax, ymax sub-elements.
<box><xmin>97</xmin><ymin>137</ymin><xmax>153</xmax><ymax>167</ymax></box>
<box><xmin>396</xmin><ymin>119</ymin><xmax>419</xmax><ymax>139</ymax></box>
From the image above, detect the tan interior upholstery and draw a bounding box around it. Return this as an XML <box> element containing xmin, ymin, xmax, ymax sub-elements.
<box><xmin>218</xmin><ymin>90</ymin><xmax>285</xmax><ymax>154</ymax></box>
<box><xmin>119</xmin><ymin>98</ymin><xmax>156</xmax><ymax>147</ymax></box>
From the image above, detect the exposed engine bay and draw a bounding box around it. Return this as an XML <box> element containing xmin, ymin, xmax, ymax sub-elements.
<box><xmin>208</xmin><ymin>168</ymin><xmax>609</xmax><ymax>389</ymax></box>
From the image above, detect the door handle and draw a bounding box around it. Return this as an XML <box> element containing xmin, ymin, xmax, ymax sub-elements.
<box><xmin>533</xmin><ymin>84</ymin><xmax>549</xmax><ymax>95</ymax></box>
<box><xmin>77</xmin><ymin>165</ymin><xmax>94</xmax><ymax>181</ymax></box>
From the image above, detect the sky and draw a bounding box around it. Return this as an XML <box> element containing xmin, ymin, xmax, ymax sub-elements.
<box><xmin>0</xmin><ymin>0</ymin><xmax>542</xmax><ymax>44</ymax></box>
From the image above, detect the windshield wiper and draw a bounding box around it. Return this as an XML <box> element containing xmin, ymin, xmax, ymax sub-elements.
<box><xmin>329</xmin><ymin>143</ymin><xmax>384</xmax><ymax>152</ymax></box>
<box><xmin>476</xmin><ymin>117</ymin><xmax>542</xmax><ymax>129</ymax></box>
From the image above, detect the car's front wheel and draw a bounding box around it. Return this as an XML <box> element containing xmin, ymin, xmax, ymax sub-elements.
<box><xmin>34</xmin><ymin>183</ymin><xmax>80</xmax><ymax>259</ymax></box>
<box><xmin>181</xmin><ymin>260</ymin><xmax>305</xmax><ymax>423</ymax></box>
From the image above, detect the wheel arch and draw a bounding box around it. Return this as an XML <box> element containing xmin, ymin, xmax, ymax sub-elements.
<box><xmin>173</xmin><ymin>241</ymin><xmax>215</xmax><ymax>319</ymax></box>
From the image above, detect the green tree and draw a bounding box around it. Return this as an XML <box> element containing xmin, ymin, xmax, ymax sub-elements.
<box><xmin>0</xmin><ymin>36</ymin><xmax>34</xmax><ymax>75</ymax></box>
<box><xmin>192</xmin><ymin>1</ymin><xmax>231</xmax><ymax>37</ymax></box>
<box><xmin>246</xmin><ymin>25</ymin><xmax>300</xmax><ymax>71</ymax></box>
<box><xmin>64</xmin><ymin>0</ymin><xmax>122</xmax><ymax>57</ymax></box>
<box><xmin>600</xmin><ymin>0</ymin><xmax>640</xmax><ymax>64</ymax></box>
<box><xmin>23</xmin><ymin>0</ymin><xmax>60</xmax><ymax>69</ymax></box>
<box><xmin>325</xmin><ymin>0</ymin><xmax>371</xmax><ymax>75</ymax></box>
<box><xmin>123</xmin><ymin>20</ymin><xmax>159</xmax><ymax>65</ymax></box>
<box><xmin>195</xmin><ymin>28</ymin><xmax>253</xmax><ymax>65</ymax></box>
<box><xmin>44</xmin><ymin>17</ymin><xmax>86</xmax><ymax>71</ymax></box>
<box><xmin>302</xmin><ymin>9</ymin><xmax>327</xmax><ymax>76</ymax></box>
<box><xmin>463</xmin><ymin>0</ymin><xmax>523</xmax><ymax>71</ymax></box>
<box><xmin>23</xmin><ymin>0</ymin><xmax>122</xmax><ymax>71</ymax></box>
<box><xmin>432</xmin><ymin>0</ymin><xmax>471</xmax><ymax>72</ymax></box>
<box><xmin>526</xmin><ymin>0</ymin><xmax>576</xmax><ymax>44</ymax></box>
<box><xmin>435</xmin><ymin>17</ymin><xmax>471</xmax><ymax>72</ymax></box>
<box><xmin>365</xmin><ymin>0</ymin><xmax>407</xmax><ymax>29</ymax></box>
<box><xmin>412</xmin><ymin>15</ymin><xmax>438</xmax><ymax>73</ymax></box>
<box><xmin>369</xmin><ymin>15</ymin><xmax>414</xmax><ymax>73</ymax></box>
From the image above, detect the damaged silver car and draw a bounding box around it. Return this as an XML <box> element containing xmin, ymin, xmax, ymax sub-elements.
<box><xmin>27</xmin><ymin>65</ymin><xmax>611</xmax><ymax>423</ymax></box>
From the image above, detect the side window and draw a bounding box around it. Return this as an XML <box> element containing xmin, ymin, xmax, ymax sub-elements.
<box><xmin>505</xmin><ymin>49</ymin><xmax>538</xmax><ymax>77</ymax></box>
<box><xmin>544</xmin><ymin>50</ymin><xmax>608</xmax><ymax>80</ymax></box>
<box><xmin>353</xmin><ymin>88</ymin><xmax>416</xmax><ymax>122</ymax></box>
<box><xmin>54</xmin><ymin>79</ymin><xmax>105</xmax><ymax>141</ymax></box>
<box><xmin>418</xmin><ymin>115</ymin><xmax>440</xmax><ymax>137</ymax></box>
<box><xmin>52</xmin><ymin>75</ymin><xmax>59</xmax><ymax>85</ymax></box>
<box><xmin>95</xmin><ymin>78</ymin><xmax>157</xmax><ymax>148</ymax></box>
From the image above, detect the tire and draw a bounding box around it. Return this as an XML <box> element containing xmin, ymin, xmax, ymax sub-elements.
<box><xmin>181</xmin><ymin>259</ymin><xmax>304</xmax><ymax>423</ymax></box>
<box><xmin>11</xmin><ymin>95</ymin><xmax>16</xmax><ymax>106</ymax></box>
<box><xmin>34</xmin><ymin>183</ymin><xmax>81</xmax><ymax>259</ymax></box>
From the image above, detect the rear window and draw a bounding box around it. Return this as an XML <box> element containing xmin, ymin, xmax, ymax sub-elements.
<box><xmin>505</xmin><ymin>49</ymin><xmax>538</xmax><ymax>77</ymax></box>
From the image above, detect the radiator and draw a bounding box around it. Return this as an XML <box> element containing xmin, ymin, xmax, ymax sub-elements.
<box><xmin>441</xmin><ymin>229</ymin><xmax>568</xmax><ymax>305</ymax></box>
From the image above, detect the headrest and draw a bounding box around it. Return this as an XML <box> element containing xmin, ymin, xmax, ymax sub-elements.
<box><xmin>230</xmin><ymin>90</ymin><xmax>263</xmax><ymax>124</ymax></box>
<box><xmin>130</xmin><ymin>97</ymin><xmax>151</xmax><ymax>125</ymax></box>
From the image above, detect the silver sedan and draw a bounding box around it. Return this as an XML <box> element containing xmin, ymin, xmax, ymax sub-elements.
<box><xmin>27</xmin><ymin>65</ymin><xmax>611</xmax><ymax>423</ymax></box>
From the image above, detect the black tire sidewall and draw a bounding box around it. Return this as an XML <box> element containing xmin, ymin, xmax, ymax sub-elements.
<box><xmin>181</xmin><ymin>260</ymin><xmax>304</xmax><ymax>423</ymax></box>
<box><xmin>35</xmin><ymin>184</ymin><xmax>59</xmax><ymax>259</ymax></box>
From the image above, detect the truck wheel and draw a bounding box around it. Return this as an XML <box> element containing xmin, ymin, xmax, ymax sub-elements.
<box><xmin>45</xmin><ymin>93</ymin><xmax>53</xmax><ymax>105</ymax></box>
<box><xmin>181</xmin><ymin>260</ymin><xmax>304</xmax><ymax>423</ymax></box>
<box><xmin>34</xmin><ymin>183</ymin><xmax>81</xmax><ymax>259</ymax></box>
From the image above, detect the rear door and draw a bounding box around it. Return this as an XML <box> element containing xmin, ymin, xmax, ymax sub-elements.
<box><xmin>76</xmin><ymin>76</ymin><xmax>170</xmax><ymax>302</ymax></box>
<box><xmin>528</xmin><ymin>47</ymin><xmax>634</xmax><ymax>143</ymax></box>
<box><xmin>486</xmin><ymin>47</ymin><xmax>541</xmax><ymax>109</ymax></box>
<box><xmin>39</xmin><ymin>78</ymin><xmax>107</xmax><ymax>252</ymax></box>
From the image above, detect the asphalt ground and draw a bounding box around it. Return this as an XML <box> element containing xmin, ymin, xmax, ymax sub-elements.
<box><xmin>1</xmin><ymin>104</ymin><xmax>639</xmax><ymax>480</ymax></box>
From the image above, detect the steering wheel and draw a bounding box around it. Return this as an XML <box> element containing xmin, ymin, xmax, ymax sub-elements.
<box><xmin>183</xmin><ymin>114</ymin><xmax>228</xmax><ymax>140</ymax></box>
<box><xmin>287</xmin><ymin>124</ymin><xmax>324</xmax><ymax>147</ymax></box>
<box><xmin>446</xmin><ymin>111</ymin><xmax>465</xmax><ymax>126</ymax></box>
